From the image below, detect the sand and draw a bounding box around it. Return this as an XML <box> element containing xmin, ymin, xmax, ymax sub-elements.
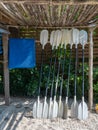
<box><xmin>0</xmin><ymin>97</ymin><xmax>98</xmax><ymax>130</ymax></box>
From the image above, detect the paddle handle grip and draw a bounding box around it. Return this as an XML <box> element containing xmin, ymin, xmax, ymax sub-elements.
<box><xmin>50</xmin><ymin>51</ymin><xmax>57</xmax><ymax>97</ymax></box>
<box><xmin>74</xmin><ymin>48</ymin><xmax>78</xmax><ymax>96</ymax></box>
<box><xmin>45</xmin><ymin>49</ymin><xmax>54</xmax><ymax>97</ymax></box>
<box><xmin>82</xmin><ymin>48</ymin><xmax>84</xmax><ymax>97</ymax></box>
<box><xmin>38</xmin><ymin>48</ymin><xmax>44</xmax><ymax>96</ymax></box>
<box><xmin>60</xmin><ymin>48</ymin><xmax>66</xmax><ymax>96</ymax></box>
<box><xmin>66</xmin><ymin>49</ymin><xmax>72</xmax><ymax>97</ymax></box>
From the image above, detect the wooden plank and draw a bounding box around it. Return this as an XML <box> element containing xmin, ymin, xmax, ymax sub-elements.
<box><xmin>77</xmin><ymin>5</ymin><xmax>92</xmax><ymax>24</ymax></box>
<box><xmin>0</xmin><ymin>11</ymin><xmax>15</xmax><ymax>24</ymax></box>
<box><xmin>76</xmin><ymin>5</ymin><xmax>87</xmax><ymax>23</ymax></box>
<box><xmin>2</xmin><ymin>34</ymin><xmax>10</xmax><ymax>105</ymax></box>
<box><xmin>0</xmin><ymin>2</ymin><xmax>24</xmax><ymax>25</ymax></box>
<box><xmin>88</xmin><ymin>27</ymin><xmax>94</xmax><ymax>110</ymax></box>
<box><xmin>93</xmin><ymin>61</ymin><xmax>98</xmax><ymax>65</ymax></box>
<box><xmin>0</xmin><ymin>12</ymin><xmax>14</xmax><ymax>25</ymax></box>
<box><xmin>43</xmin><ymin>5</ymin><xmax>51</xmax><ymax>26</ymax></box>
<box><xmin>69</xmin><ymin>5</ymin><xmax>79</xmax><ymax>24</ymax></box>
<box><xmin>85</xmin><ymin>5</ymin><xmax>98</xmax><ymax>23</ymax></box>
<box><xmin>1</xmin><ymin>1</ymin><xmax>98</xmax><ymax>5</ymax></box>
<box><xmin>13</xmin><ymin>3</ymin><xmax>29</xmax><ymax>24</ymax></box>
<box><xmin>62</xmin><ymin>5</ymin><xmax>69</xmax><ymax>26</ymax></box>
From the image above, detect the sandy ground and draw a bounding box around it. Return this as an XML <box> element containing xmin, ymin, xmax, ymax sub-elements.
<box><xmin>0</xmin><ymin>96</ymin><xmax>98</xmax><ymax>130</ymax></box>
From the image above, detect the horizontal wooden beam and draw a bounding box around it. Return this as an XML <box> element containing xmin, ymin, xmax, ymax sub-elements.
<box><xmin>0</xmin><ymin>60</ymin><xmax>8</xmax><ymax>63</ymax></box>
<box><xmin>7</xmin><ymin>24</ymin><xmax>98</xmax><ymax>29</ymax></box>
<box><xmin>1</xmin><ymin>1</ymin><xmax>98</xmax><ymax>5</ymax></box>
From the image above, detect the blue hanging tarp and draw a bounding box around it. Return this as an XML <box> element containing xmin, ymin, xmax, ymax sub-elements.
<box><xmin>8</xmin><ymin>38</ymin><xmax>36</xmax><ymax>69</ymax></box>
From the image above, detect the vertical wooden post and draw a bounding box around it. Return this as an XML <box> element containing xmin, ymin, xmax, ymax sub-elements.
<box><xmin>88</xmin><ymin>27</ymin><xmax>95</xmax><ymax>110</ymax></box>
<box><xmin>2</xmin><ymin>34</ymin><xmax>10</xmax><ymax>105</ymax></box>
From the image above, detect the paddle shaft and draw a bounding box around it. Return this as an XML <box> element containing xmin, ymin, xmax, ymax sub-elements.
<box><xmin>54</xmin><ymin>48</ymin><xmax>62</xmax><ymax>96</ymax></box>
<box><xmin>74</xmin><ymin>47</ymin><xmax>78</xmax><ymax>96</ymax></box>
<box><xmin>50</xmin><ymin>49</ymin><xmax>57</xmax><ymax>98</ymax></box>
<box><xmin>38</xmin><ymin>48</ymin><xmax>44</xmax><ymax>96</ymax></box>
<box><xmin>60</xmin><ymin>48</ymin><xmax>66</xmax><ymax>96</ymax></box>
<box><xmin>66</xmin><ymin>48</ymin><xmax>72</xmax><ymax>97</ymax></box>
<box><xmin>82</xmin><ymin>46</ymin><xmax>84</xmax><ymax>97</ymax></box>
<box><xmin>45</xmin><ymin>49</ymin><xmax>55</xmax><ymax>97</ymax></box>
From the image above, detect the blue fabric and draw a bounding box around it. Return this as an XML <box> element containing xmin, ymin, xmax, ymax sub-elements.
<box><xmin>8</xmin><ymin>38</ymin><xmax>36</xmax><ymax>69</ymax></box>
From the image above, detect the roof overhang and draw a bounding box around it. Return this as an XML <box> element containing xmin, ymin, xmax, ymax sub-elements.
<box><xmin>0</xmin><ymin>0</ymin><xmax>98</xmax><ymax>28</ymax></box>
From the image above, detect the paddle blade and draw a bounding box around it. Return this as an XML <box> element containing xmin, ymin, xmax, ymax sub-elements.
<box><xmin>53</xmin><ymin>31</ymin><xmax>58</xmax><ymax>49</ymax></box>
<box><xmin>52</xmin><ymin>101</ymin><xmax>58</xmax><ymax>118</ymax></box>
<box><xmin>63</xmin><ymin>103</ymin><xmax>68</xmax><ymax>119</ymax></box>
<box><xmin>61</xmin><ymin>29</ymin><xmax>66</xmax><ymax>47</ymax></box>
<box><xmin>48</xmin><ymin>98</ymin><xmax>53</xmax><ymax>119</ymax></box>
<box><xmin>69</xmin><ymin>29</ymin><xmax>73</xmax><ymax>49</ymax></box>
<box><xmin>32</xmin><ymin>101</ymin><xmax>37</xmax><ymax>118</ymax></box>
<box><xmin>42</xmin><ymin>103</ymin><xmax>48</xmax><ymax>119</ymax></box>
<box><xmin>32</xmin><ymin>100</ymin><xmax>43</xmax><ymax>118</ymax></box>
<box><xmin>71</xmin><ymin>101</ymin><xmax>78</xmax><ymax>118</ymax></box>
<box><xmin>65</xmin><ymin>29</ymin><xmax>70</xmax><ymax>45</ymax></box>
<box><xmin>58</xmin><ymin>99</ymin><xmax>63</xmax><ymax>118</ymax></box>
<box><xmin>36</xmin><ymin>101</ymin><xmax>43</xmax><ymax>118</ymax></box>
<box><xmin>78</xmin><ymin>101</ymin><xmax>88</xmax><ymax>120</ymax></box>
<box><xmin>50</xmin><ymin>31</ymin><xmax>55</xmax><ymax>49</ymax></box>
<box><xmin>42</xmin><ymin>98</ymin><xmax>48</xmax><ymax>118</ymax></box>
<box><xmin>61</xmin><ymin>29</ymin><xmax>69</xmax><ymax>48</ymax></box>
<box><xmin>40</xmin><ymin>30</ymin><xmax>48</xmax><ymax>49</ymax></box>
<box><xmin>56</xmin><ymin>30</ymin><xmax>62</xmax><ymax>47</ymax></box>
<box><xmin>79</xmin><ymin>30</ymin><xmax>88</xmax><ymax>46</ymax></box>
<box><xmin>73</xmin><ymin>28</ymin><xmax>79</xmax><ymax>47</ymax></box>
<box><xmin>53</xmin><ymin>30</ymin><xmax>62</xmax><ymax>49</ymax></box>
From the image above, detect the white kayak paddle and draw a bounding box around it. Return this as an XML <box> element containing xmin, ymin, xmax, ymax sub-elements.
<box><xmin>48</xmin><ymin>31</ymin><xmax>57</xmax><ymax>119</ymax></box>
<box><xmin>33</xmin><ymin>30</ymin><xmax>48</xmax><ymax>118</ymax></box>
<box><xmin>42</xmin><ymin>31</ymin><xmax>55</xmax><ymax>119</ymax></box>
<box><xmin>63</xmin><ymin>29</ymin><xmax>73</xmax><ymax>119</ymax></box>
<box><xmin>71</xmin><ymin>28</ymin><xmax>79</xmax><ymax>119</ymax></box>
<box><xmin>52</xmin><ymin>30</ymin><xmax>62</xmax><ymax>118</ymax></box>
<box><xmin>78</xmin><ymin>30</ymin><xmax>88</xmax><ymax>120</ymax></box>
<box><xmin>58</xmin><ymin>29</ymin><xmax>69</xmax><ymax>118</ymax></box>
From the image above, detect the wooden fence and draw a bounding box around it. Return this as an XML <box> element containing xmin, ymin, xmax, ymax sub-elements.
<box><xmin>0</xmin><ymin>27</ymin><xmax>98</xmax><ymax>67</ymax></box>
<box><xmin>18</xmin><ymin>27</ymin><xmax>98</xmax><ymax>66</ymax></box>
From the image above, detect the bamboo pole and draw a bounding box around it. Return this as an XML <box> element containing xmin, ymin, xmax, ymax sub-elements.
<box><xmin>7</xmin><ymin>25</ymin><xmax>98</xmax><ymax>29</ymax></box>
<box><xmin>2</xmin><ymin>33</ymin><xmax>10</xmax><ymax>105</ymax></box>
<box><xmin>88</xmin><ymin>26</ymin><xmax>96</xmax><ymax>110</ymax></box>
<box><xmin>1</xmin><ymin>1</ymin><xmax>98</xmax><ymax>5</ymax></box>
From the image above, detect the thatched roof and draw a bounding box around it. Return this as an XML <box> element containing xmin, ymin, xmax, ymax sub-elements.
<box><xmin>0</xmin><ymin>0</ymin><xmax>98</xmax><ymax>28</ymax></box>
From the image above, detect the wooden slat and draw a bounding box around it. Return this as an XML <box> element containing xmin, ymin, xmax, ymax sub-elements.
<box><xmin>0</xmin><ymin>2</ymin><xmax>24</xmax><ymax>25</ymax></box>
<box><xmin>88</xmin><ymin>28</ymin><xmax>94</xmax><ymax>110</ymax></box>
<box><xmin>76</xmin><ymin>5</ymin><xmax>92</xmax><ymax>24</ymax></box>
<box><xmin>62</xmin><ymin>5</ymin><xmax>69</xmax><ymax>26</ymax></box>
<box><xmin>76</xmin><ymin>5</ymin><xmax>87</xmax><ymax>23</ymax></box>
<box><xmin>72</xmin><ymin>5</ymin><xmax>83</xmax><ymax>23</ymax></box>
<box><xmin>8</xmin><ymin>27</ymin><xmax>98</xmax><ymax>66</ymax></box>
<box><xmin>85</xmin><ymin>5</ymin><xmax>98</xmax><ymax>23</ymax></box>
<box><xmin>1</xmin><ymin>1</ymin><xmax>98</xmax><ymax>5</ymax></box>
<box><xmin>2</xmin><ymin>34</ymin><xmax>10</xmax><ymax>105</ymax></box>
<box><xmin>67</xmin><ymin>5</ymin><xmax>79</xmax><ymax>24</ymax></box>
<box><xmin>0</xmin><ymin>1</ymin><xmax>98</xmax><ymax>27</ymax></box>
<box><xmin>80</xmin><ymin>5</ymin><xmax>98</xmax><ymax>25</ymax></box>
<box><xmin>25</xmin><ymin>5</ymin><xmax>37</xmax><ymax>26</ymax></box>
<box><xmin>42</xmin><ymin>5</ymin><xmax>51</xmax><ymax>26</ymax></box>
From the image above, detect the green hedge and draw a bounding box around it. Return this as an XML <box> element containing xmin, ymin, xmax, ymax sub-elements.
<box><xmin>0</xmin><ymin>48</ymin><xmax>98</xmax><ymax>102</ymax></box>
